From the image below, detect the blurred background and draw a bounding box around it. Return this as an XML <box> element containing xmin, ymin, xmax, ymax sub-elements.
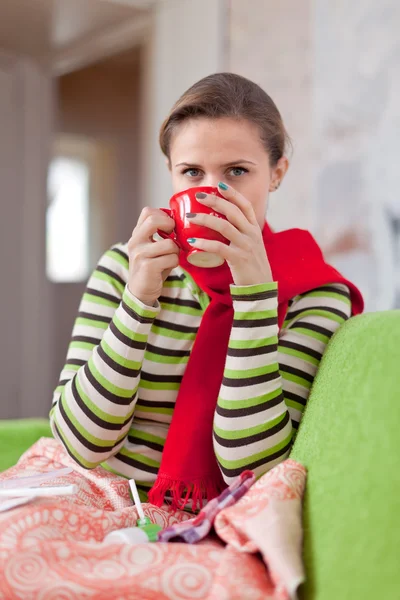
<box><xmin>0</xmin><ymin>0</ymin><xmax>399</xmax><ymax>419</ymax></box>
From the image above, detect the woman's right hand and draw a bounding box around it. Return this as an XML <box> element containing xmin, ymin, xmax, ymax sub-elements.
<box><xmin>127</xmin><ymin>207</ymin><xmax>179</xmax><ymax>307</ymax></box>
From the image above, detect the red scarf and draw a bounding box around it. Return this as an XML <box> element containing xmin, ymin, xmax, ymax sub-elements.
<box><xmin>148</xmin><ymin>223</ymin><xmax>364</xmax><ymax>510</ymax></box>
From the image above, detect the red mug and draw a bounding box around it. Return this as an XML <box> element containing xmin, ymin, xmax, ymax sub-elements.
<box><xmin>158</xmin><ymin>186</ymin><xmax>229</xmax><ymax>268</ymax></box>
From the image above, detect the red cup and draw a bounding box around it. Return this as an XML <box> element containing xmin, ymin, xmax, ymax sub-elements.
<box><xmin>158</xmin><ymin>186</ymin><xmax>229</xmax><ymax>268</ymax></box>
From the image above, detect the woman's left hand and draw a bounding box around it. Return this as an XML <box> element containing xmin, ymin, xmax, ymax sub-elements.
<box><xmin>187</xmin><ymin>183</ymin><xmax>273</xmax><ymax>286</ymax></box>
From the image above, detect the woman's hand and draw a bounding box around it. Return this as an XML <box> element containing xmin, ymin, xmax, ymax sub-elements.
<box><xmin>187</xmin><ymin>183</ymin><xmax>273</xmax><ymax>286</ymax></box>
<box><xmin>127</xmin><ymin>207</ymin><xmax>179</xmax><ymax>306</ymax></box>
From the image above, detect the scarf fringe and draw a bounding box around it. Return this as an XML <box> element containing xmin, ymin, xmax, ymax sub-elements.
<box><xmin>148</xmin><ymin>476</ymin><xmax>225</xmax><ymax>512</ymax></box>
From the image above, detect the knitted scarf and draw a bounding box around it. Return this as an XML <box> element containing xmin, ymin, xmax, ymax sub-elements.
<box><xmin>148</xmin><ymin>222</ymin><xmax>364</xmax><ymax>510</ymax></box>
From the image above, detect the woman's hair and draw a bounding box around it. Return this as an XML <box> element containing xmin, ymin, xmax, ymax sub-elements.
<box><xmin>159</xmin><ymin>72</ymin><xmax>291</xmax><ymax>166</ymax></box>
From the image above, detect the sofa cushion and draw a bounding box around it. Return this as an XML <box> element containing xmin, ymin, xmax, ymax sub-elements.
<box><xmin>291</xmin><ymin>311</ymin><xmax>400</xmax><ymax>600</ymax></box>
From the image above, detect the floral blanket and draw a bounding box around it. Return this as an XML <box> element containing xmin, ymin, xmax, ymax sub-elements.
<box><xmin>0</xmin><ymin>438</ymin><xmax>306</xmax><ymax>600</ymax></box>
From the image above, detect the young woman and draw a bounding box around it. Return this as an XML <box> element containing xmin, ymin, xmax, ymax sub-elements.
<box><xmin>50</xmin><ymin>73</ymin><xmax>363</xmax><ymax>510</ymax></box>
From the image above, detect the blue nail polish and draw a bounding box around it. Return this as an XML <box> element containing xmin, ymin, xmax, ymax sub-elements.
<box><xmin>186</xmin><ymin>213</ymin><xmax>197</xmax><ymax>218</ymax></box>
<box><xmin>187</xmin><ymin>238</ymin><xmax>196</xmax><ymax>244</ymax></box>
<box><xmin>218</xmin><ymin>181</ymin><xmax>228</xmax><ymax>190</ymax></box>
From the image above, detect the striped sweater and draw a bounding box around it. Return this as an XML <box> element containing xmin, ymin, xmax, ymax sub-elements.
<box><xmin>50</xmin><ymin>243</ymin><xmax>352</xmax><ymax>500</ymax></box>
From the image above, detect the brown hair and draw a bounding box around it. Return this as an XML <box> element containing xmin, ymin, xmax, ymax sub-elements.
<box><xmin>159</xmin><ymin>72</ymin><xmax>291</xmax><ymax>166</ymax></box>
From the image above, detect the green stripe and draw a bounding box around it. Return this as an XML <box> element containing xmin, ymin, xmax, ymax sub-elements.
<box><xmin>215</xmin><ymin>431</ymin><xmax>293</xmax><ymax>469</ymax></box>
<box><xmin>224</xmin><ymin>363</ymin><xmax>279</xmax><ymax>380</ymax></box>
<box><xmin>151</xmin><ymin>325</ymin><xmax>196</xmax><ymax>341</ymax></box>
<box><xmin>299</xmin><ymin>290</ymin><xmax>351</xmax><ymax>305</ymax></box>
<box><xmin>285</xmin><ymin>397</ymin><xmax>306</xmax><ymax>413</ymax></box>
<box><xmin>75</xmin><ymin>374</ymin><xmax>137</xmax><ymax>424</ymax></box>
<box><xmin>129</xmin><ymin>428</ymin><xmax>165</xmax><ymax>447</ymax></box>
<box><xmin>60</xmin><ymin>389</ymin><xmax>130</xmax><ymax>447</ymax></box>
<box><xmin>287</xmin><ymin>326</ymin><xmax>330</xmax><ymax>344</ymax></box>
<box><xmin>76</xmin><ymin>317</ymin><xmax>108</xmax><ymax>330</ymax></box>
<box><xmin>123</xmin><ymin>289</ymin><xmax>159</xmax><ymax>319</ymax></box>
<box><xmin>163</xmin><ymin>279</ymin><xmax>186</xmax><ymax>288</ymax></box>
<box><xmin>287</xmin><ymin>308</ymin><xmax>345</xmax><ymax>325</ymax></box>
<box><xmin>88</xmin><ymin>358</ymin><xmax>134</xmax><ymax>397</ymax></box>
<box><xmin>280</xmin><ymin>370</ymin><xmax>312</xmax><ymax>389</ymax></box>
<box><xmin>118</xmin><ymin>448</ymin><xmax>160</xmax><ymax>469</ymax></box>
<box><xmin>160</xmin><ymin>302</ymin><xmax>203</xmax><ymax>317</ymax></box>
<box><xmin>101</xmin><ymin>339</ymin><xmax>142</xmax><ymax>371</ymax></box>
<box><xmin>214</xmin><ymin>410</ymin><xmax>287</xmax><ymax>440</ymax></box>
<box><xmin>136</xmin><ymin>404</ymin><xmax>174</xmax><ymax>416</ymax></box>
<box><xmin>70</xmin><ymin>341</ymin><xmax>97</xmax><ymax>351</ymax></box>
<box><xmin>144</xmin><ymin>350</ymin><xmax>189</xmax><ymax>365</ymax></box>
<box><xmin>83</xmin><ymin>293</ymin><xmax>119</xmax><ymax>308</ymax></box>
<box><xmin>229</xmin><ymin>335</ymin><xmax>278</xmax><ymax>349</ymax></box>
<box><xmin>113</xmin><ymin>315</ymin><xmax>148</xmax><ymax>342</ymax></box>
<box><xmin>52</xmin><ymin>415</ymin><xmax>98</xmax><ymax>469</ymax></box>
<box><xmin>234</xmin><ymin>309</ymin><xmax>277</xmax><ymax>321</ymax></box>
<box><xmin>231</xmin><ymin>282</ymin><xmax>277</xmax><ymax>296</ymax></box>
<box><xmin>278</xmin><ymin>345</ymin><xmax>319</xmax><ymax>366</ymax></box>
<box><xmin>92</xmin><ymin>270</ymin><xmax>125</xmax><ymax>295</ymax></box>
<box><xmin>106</xmin><ymin>249</ymin><xmax>129</xmax><ymax>269</ymax></box>
<box><xmin>63</xmin><ymin>364</ymin><xmax>80</xmax><ymax>372</ymax></box>
<box><xmin>218</xmin><ymin>388</ymin><xmax>282</xmax><ymax>410</ymax></box>
<box><xmin>139</xmin><ymin>380</ymin><xmax>181</xmax><ymax>391</ymax></box>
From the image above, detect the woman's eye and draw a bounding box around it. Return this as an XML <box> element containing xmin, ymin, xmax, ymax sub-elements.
<box><xmin>183</xmin><ymin>168</ymin><xmax>202</xmax><ymax>177</ymax></box>
<box><xmin>228</xmin><ymin>167</ymin><xmax>248</xmax><ymax>177</ymax></box>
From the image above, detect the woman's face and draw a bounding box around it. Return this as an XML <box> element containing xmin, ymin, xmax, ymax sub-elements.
<box><xmin>169</xmin><ymin>117</ymin><xmax>288</xmax><ymax>228</ymax></box>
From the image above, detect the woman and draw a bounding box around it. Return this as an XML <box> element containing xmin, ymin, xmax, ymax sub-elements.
<box><xmin>50</xmin><ymin>73</ymin><xmax>363</xmax><ymax>510</ymax></box>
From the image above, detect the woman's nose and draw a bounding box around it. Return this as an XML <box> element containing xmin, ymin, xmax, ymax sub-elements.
<box><xmin>202</xmin><ymin>175</ymin><xmax>220</xmax><ymax>189</ymax></box>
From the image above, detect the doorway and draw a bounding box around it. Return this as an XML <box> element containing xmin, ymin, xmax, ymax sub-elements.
<box><xmin>48</xmin><ymin>46</ymin><xmax>143</xmax><ymax>397</ymax></box>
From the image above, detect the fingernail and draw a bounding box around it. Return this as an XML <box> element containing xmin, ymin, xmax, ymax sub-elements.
<box><xmin>187</xmin><ymin>238</ymin><xmax>196</xmax><ymax>244</ymax></box>
<box><xmin>195</xmin><ymin>192</ymin><xmax>207</xmax><ymax>199</ymax></box>
<box><xmin>218</xmin><ymin>181</ymin><xmax>228</xmax><ymax>190</ymax></box>
<box><xmin>186</xmin><ymin>213</ymin><xmax>197</xmax><ymax>218</ymax></box>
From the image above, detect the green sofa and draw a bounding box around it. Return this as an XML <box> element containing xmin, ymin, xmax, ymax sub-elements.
<box><xmin>0</xmin><ymin>310</ymin><xmax>399</xmax><ymax>599</ymax></box>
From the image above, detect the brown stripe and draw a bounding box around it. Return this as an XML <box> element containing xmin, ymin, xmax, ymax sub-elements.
<box><xmin>283</xmin><ymin>389</ymin><xmax>307</xmax><ymax>407</ymax></box>
<box><xmin>137</xmin><ymin>399</ymin><xmax>175</xmax><ymax>409</ymax></box>
<box><xmin>232</xmin><ymin>316</ymin><xmax>277</xmax><ymax>328</ymax></box>
<box><xmin>214</xmin><ymin>411</ymin><xmax>290</xmax><ymax>448</ymax></box>
<box><xmin>96</xmin><ymin>265</ymin><xmax>126</xmax><ymax>288</ymax></box>
<box><xmin>110</xmin><ymin>321</ymin><xmax>146</xmax><ymax>350</ymax></box>
<box><xmin>279</xmin><ymin>339</ymin><xmax>322</xmax><ymax>361</ymax></box>
<box><xmin>78</xmin><ymin>311</ymin><xmax>111</xmax><ymax>324</ymax></box>
<box><xmin>84</xmin><ymin>363</ymin><xmax>133</xmax><ymax>405</ymax></box>
<box><xmin>159</xmin><ymin>296</ymin><xmax>202</xmax><ymax>310</ymax></box>
<box><xmin>146</xmin><ymin>343</ymin><xmax>190</xmax><ymax>358</ymax></box>
<box><xmin>70</xmin><ymin>376</ymin><xmax>134</xmax><ymax>431</ymax></box>
<box><xmin>287</xmin><ymin>305</ymin><xmax>348</xmax><ymax>321</ymax></box>
<box><xmin>114</xmin><ymin>452</ymin><xmax>159</xmax><ymax>475</ymax></box>
<box><xmin>227</xmin><ymin>343</ymin><xmax>277</xmax><ymax>358</ymax></box>
<box><xmin>98</xmin><ymin>344</ymin><xmax>140</xmax><ymax>378</ymax></box>
<box><xmin>217</xmin><ymin>440</ymin><xmax>292</xmax><ymax>478</ymax></box>
<box><xmin>140</xmin><ymin>371</ymin><xmax>182</xmax><ymax>384</ymax></box>
<box><xmin>280</xmin><ymin>364</ymin><xmax>314</xmax><ymax>384</ymax></box>
<box><xmin>232</xmin><ymin>290</ymin><xmax>277</xmax><ymax>302</ymax></box>
<box><xmin>290</xmin><ymin>321</ymin><xmax>333</xmax><ymax>338</ymax></box>
<box><xmin>72</xmin><ymin>335</ymin><xmax>101</xmax><ymax>346</ymax></box>
<box><xmin>86</xmin><ymin>287</ymin><xmax>120</xmax><ymax>305</ymax></box>
<box><xmin>121</xmin><ymin>300</ymin><xmax>155</xmax><ymax>324</ymax></box>
<box><xmin>154</xmin><ymin>318</ymin><xmax>198</xmax><ymax>334</ymax></box>
<box><xmin>216</xmin><ymin>392</ymin><xmax>284</xmax><ymax>418</ymax></box>
<box><xmin>222</xmin><ymin>369</ymin><xmax>280</xmax><ymax>388</ymax></box>
<box><xmin>127</xmin><ymin>435</ymin><xmax>164</xmax><ymax>453</ymax></box>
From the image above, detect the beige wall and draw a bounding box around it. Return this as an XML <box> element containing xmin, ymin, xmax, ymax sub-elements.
<box><xmin>0</xmin><ymin>53</ymin><xmax>52</xmax><ymax>419</ymax></box>
<box><xmin>228</xmin><ymin>0</ymin><xmax>314</xmax><ymax>232</ymax></box>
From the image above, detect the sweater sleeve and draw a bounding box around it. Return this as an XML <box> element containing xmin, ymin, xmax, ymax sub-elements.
<box><xmin>213</xmin><ymin>281</ymin><xmax>352</xmax><ymax>484</ymax></box>
<box><xmin>49</xmin><ymin>244</ymin><xmax>159</xmax><ymax>469</ymax></box>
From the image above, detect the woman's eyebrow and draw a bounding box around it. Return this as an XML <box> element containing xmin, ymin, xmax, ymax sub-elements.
<box><xmin>175</xmin><ymin>159</ymin><xmax>257</xmax><ymax>168</ymax></box>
